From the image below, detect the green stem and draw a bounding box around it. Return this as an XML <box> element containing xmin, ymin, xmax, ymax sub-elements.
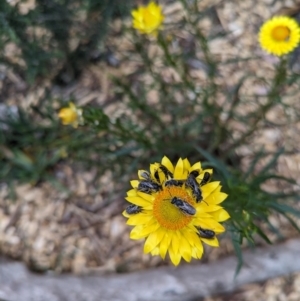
<box><xmin>223</xmin><ymin>58</ymin><xmax>287</xmax><ymax>158</ymax></box>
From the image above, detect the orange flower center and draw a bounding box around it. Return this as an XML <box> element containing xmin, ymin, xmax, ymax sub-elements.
<box><xmin>271</xmin><ymin>26</ymin><xmax>290</xmax><ymax>41</ymax></box>
<box><xmin>153</xmin><ymin>186</ymin><xmax>195</xmax><ymax>230</ymax></box>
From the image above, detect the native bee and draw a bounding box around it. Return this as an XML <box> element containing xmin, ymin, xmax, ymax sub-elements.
<box><xmin>199</xmin><ymin>171</ymin><xmax>211</xmax><ymax>186</ymax></box>
<box><xmin>186</xmin><ymin>173</ymin><xmax>202</xmax><ymax>203</ymax></box>
<box><xmin>139</xmin><ymin>170</ymin><xmax>152</xmax><ymax>181</ymax></box>
<box><xmin>196</xmin><ymin>227</ymin><xmax>215</xmax><ymax>239</ymax></box>
<box><xmin>189</xmin><ymin>170</ymin><xmax>200</xmax><ymax>178</ymax></box>
<box><xmin>171</xmin><ymin>197</ymin><xmax>196</xmax><ymax>216</ymax></box>
<box><xmin>189</xmin><ymin>170</ymin><xmax>212</xmax><ymax>186</ymax></box>
<box><xmin>154</xmin><ymin>164</ymin><xmax>173</xmax><ymax>182</ymax></box>
<box><xmin>164</xmin><ymin>179</ymin><xmax>184</xmax><ymax>187</ymax></box>
<box><xmin>137</xmin><ymin>169</ymin><xmax>164</xmax><ymax>194</ymax></box>
<box><xmin>138</xmin><ymin>169</ymin><xmax>162</xmax><ymax>193</ymax></box>
<box><xmin>126</xmin><ymin>204</ymin><xmax>142</xmax><ymax>215</ymax></box>
<box><xmin>137</xmin><ymin>180</ymin><xmax>162</xmax><ymax>194</ymax></box>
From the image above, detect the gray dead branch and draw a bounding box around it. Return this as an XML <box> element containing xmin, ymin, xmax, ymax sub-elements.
<box><xmin>0</xmin><ymin>238</ymin><xmax>300</xmax><ymax>301</ymax></box>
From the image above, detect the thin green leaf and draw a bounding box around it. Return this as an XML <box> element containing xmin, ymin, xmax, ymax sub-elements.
<box><xmin>194</xmin><ymin>145</ymin><xmax>230</xmax><ymax>178</ymax></box>
<box><xmin>255</xmin><ymin>226</ymin><xmax>272</xmax><ymax>244</ymax></box>
<box><xmin>257</xmin><ymin>148</ymin><xmax>285</xmax><ymax>176</ymax></box>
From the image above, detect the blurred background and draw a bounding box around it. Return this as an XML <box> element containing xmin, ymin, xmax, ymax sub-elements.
<box><xmin>0</xmin><ymin>0</ymin><xmax>300</xmax><ymax>300</ymax></box>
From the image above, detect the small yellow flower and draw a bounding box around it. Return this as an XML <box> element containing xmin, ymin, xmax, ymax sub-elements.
<box><xmin>123</xmin><ymin>156</ymin><xmax>230</xmax><ymax>266</ymax></box>
<box><xmin>259</xmin><ymin>16</ymin><xmax>300</xmax><ymax>56</ymax></box>
<box><xmin>58</xmin><ymin>102</ymin><xmax>83</xmax><ymax>128</ymax></box>
<box><xmin>132</xmin><ymin>1</ymin><xmax>164</xmax><ymax>35</ymax></box>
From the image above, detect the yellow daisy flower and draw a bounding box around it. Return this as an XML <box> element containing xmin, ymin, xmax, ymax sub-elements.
<box><xmin>123</xmin><ymin>156</ymin><xmax>230</xmax><ymax>266</ymax></box>
<box><xmin>58</xmin><ymin>102</ymin><xmax>83</xmax><ymax>128</ymax></box>
<box><xmin>259</xmin><ymin>16</ymin><xmax>300</xmax><ymax>56</ymax></box>
<box><xmin>132</xmin><ymin>1</ymin><xmax>164</xmax><ymax>35</ymax></box>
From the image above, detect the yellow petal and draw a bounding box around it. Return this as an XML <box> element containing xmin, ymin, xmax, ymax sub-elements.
<box><xmin>122</xmin><ymin>210</ymin><xmax>130</xmax><ymax>218</ymax></box>
<box><xmin>144</xmin><ymin>227</ymin><xmax>165</xmax><ymax>253</ymax></box>
<box><xmin>200</xmin><ymin>236</ymin><xmax>219</xmax><ymax>247</ymax></box>
<box><xmin>131</xmin><ymin>10</ymin><xmax>141</xmax><ymax>19</ymax></box>
<box><xmin>169</xmin><ymin>243</ymin><xmax>182</xmax><ymax>266</ymax></box>
<box><xmin>180</xmin><ymin>159</ymin><xmax>189</xmax><ymax>179</ymax></box>
<box><xmin>183</xmin><ymin>158</ymin><xmax>191</xmax><ymax>171</ymax></box>
<box><xmin>148</xmin><ymin>1</ymin><xmax>158</xmax><ymax>10</ymax></box>
<box><xmin>127</xmin><ymin>189</ymin><xmax>138</xmax><ymax>196</ymax></box>
<box><xmin>144</xmin><ymin>228</ymin><xmax>160</xmax><ymax>254</ymax></box>
<box><xmin>133</xmin><ymin>20</ymin><xmax>143</xmax><ymax>29</ymax></box>
<box><xmin>143</xmin><ymin>204</ymin><xmax>154</xmax><ymax>210</ymax></box>
<box><xmin>191</xmin><ymin>246</ymin><xmax>203</xmax><ymax>259</ymax></box>
<box><xmin>198</xmin><ymin>204</ymin><xmax>222</xmax><ymax>213</ymax></box>
<box><xmin>150</xmin><ymin>163</ymin><xmax>159</xmax><ymax>179</ymax></box>
<box><xmin>201</xmin><ymin>182</ymin><xmax>221</xmax><ymax>199</ymax></box>
<box><xmin>126</xmin><ymin>213</ymin><xmax>153</xmax><ymax>225</ymax></box>
<box><xmin>157</xmin><ymin>167</ymin><xmax>166</xmax><ymax>184</ymax></box>
<box><xmin>179</xmin><ymin>231</ymin><xmax>192</xmax><ymax>262</ymax></box>
<box><xmin>151</xmin><ymin>246</ymin><xmax>160</xmax><ymax>256</ymax></box>
<box><xmin>130</xmin><ymin>221</ymin><xmax>160</xmax><ymax>239</ymax></box>
<box><xmin>195</xmin><ymin>211</ymin><xmax>214</xmax><ymax>218</ymax></box>
<box><xmin>189</xmin><ymin>162</ymin><xmax>201</xmax><ymax>173</ymax></box>
<box><xmin>173</xmin><ymin>158</ymin><xmax>184</xmax><ymax>179</ymax></box>
<box><xmin>182</xmin><ymin>230</ymin><xmax>199</xmax><ymax>247</ymax></box>
<box><xmin>130</xmin><ymin>225</ymin><xmax>145</xmax><ymax>239</ymax></box>
<box><xmin>161</xmin><ymin>156</ymin><xmax>174</xmax><ymax>173</ymax></box>
<box><xmin>209</xmin><ymin>208</ymin><xmax>230</xmax><ymax>222</ymax></box>
<box><xmin>156</xmin><ymin>227</ymin><xmax>166</xmax><ymax>245</ymax></box>
<box><xmin>196</xmin><ymin>219</ymin><xmax>225</xmax><ymax>233</ymax></box>
<box><xmin>130</xmin><ymin>180</ymin><xmax>139</xmax><ymax>188</ymax></box>
<box><xmin>205</xmin><ymin>191</ymin><xmax>228</xmax><ymax>205</ymax></box>
<box><xmin>192</xmin><ymin>238</ymin><xmax>204</xmax><ymax>259</ymax></box>
<box><xmin>125</xmin><ymin>196</ymin><xmax>151</xmax><ymax>207</ymax></box>
<box><xmin>136</xmin><ymin>191</ymin><xmax>155</xmax><ymax>202</ymax></box>
<box><xmin>58</xmin><ymin>103</ymin><xmax>79</xmax><ymax>126</ymax></box>
<box><xmin>171</xmin><ymin>231</ymin><xmax>180</xmax><ymax>255</ymax></box>
<box><xmin>159</xmin><ymin>230</ymin><xmax>172</xmax><ymax>259</ymax></box>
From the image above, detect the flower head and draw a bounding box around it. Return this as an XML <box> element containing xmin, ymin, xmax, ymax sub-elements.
<box><xmin>259</xmin><ymin>16</ymin><xmax>300</xmax><ymax>56</ymax></box>
<box><xmin>58</xmin><ymin>102</ymin><xmax>83</xmax><ymax>128</ymax></box>
<box><xmin>123</xmin><ymin>156</ymin><xmax>230</xmax><ymax>266</ymax></box>
<box><xmin>132</xmin><ymin>1</ymin><xmax>164</xmax><ymax>35</ymax></box>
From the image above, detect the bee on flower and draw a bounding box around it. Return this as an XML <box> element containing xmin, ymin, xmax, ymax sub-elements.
<box><xmin>123</xmin><ymin>156</ymin><xmax>230</xmax><ymax>266</ymax></box>
<box><xmin>259</xmin><ymin>16</ymin><xmax>300</xmax><ymax>56</ymax></box>
<box><xmin>132</xmin><ymin>1</ymin><xmax>164</xmax><ymax>35</ymax></box>
<box><xmin>58</xmin><ymin>102</ymin><xmax>83</xmax><ymax>128</ymax></box>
